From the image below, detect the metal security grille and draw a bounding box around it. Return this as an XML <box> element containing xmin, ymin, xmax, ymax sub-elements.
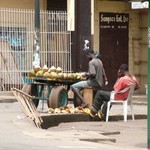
<box><xmin>0</xmin><ymin>8</ymin><xmax>71</xmax><ymax>91</ymax></box>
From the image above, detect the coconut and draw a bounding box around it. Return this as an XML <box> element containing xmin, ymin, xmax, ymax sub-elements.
<box><xmin>57</xmin><ymin>72</ymin><xmax>63</xmax><ymax>79</ymax></box>
<box><xmin>56</xmin><ymin>67</ymin><xmax>62</xmax><ymax>73</ymax></box>
<box><xmin>80</xmin><ymin>72</ymin><xmax>86</xmax><ymax>77</ymax></box>
<box><xmin>72</xmin><ymin>73</ymin><xmax>77</xmax><ymax>79</ymax></box>
<box><xmin>42</xmin><ymin>64</ymin><xmax>48</xmax><ymax>72</ymax></box>
<box><xmin>77</xmin><ymin>74</ymin><xmax>81</xmax><ymax>80</ymax></box>
<box><xmin>27</xmin><ymin>70</ymin><xmax>36</xmax><ymax>77</ymax></box>
<box><xmin>34</xmin><ymin>65</ymin><xmax>41</xmax><ymax>73</ymax></box>
<box><xmin>67</xmin><ymin>73</ymin><xmax>74</xmax><ymax>79</ymax></box>
<box><xmin>63</xmin><ymin>73</ymin><xmax>68</xmax><ymax>79</ymax></box>
<box><xmin>49</xmin><ymin>72</ymin><xmax>58</xmax><ymax>79</ymax></box>
<box><xmin>43</xmin><ymin>72</ymin><xmax>50</xmax><ymax>78</ymax></box>
<box><xmin>48</xmin><ymin>108</ymin><xmax>54</xmax><ymax>113</ymax></box>
<box><xmin>36</xmin><ymin>70</ymin><xmax>44</xmax><ymax>77</ymax></box>
<box><xmin>54</xmin><ymin>108</ymin><xmax>61</xmax><ymax>113</ymax></box>
<box><xmin>48</xmin><ymin>66</ymin><xmax>56</xmax><ymax>73</ymax></box>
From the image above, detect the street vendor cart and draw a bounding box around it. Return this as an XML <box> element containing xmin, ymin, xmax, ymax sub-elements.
<box><xmin>22</xmin><ymin>77</ymin><xmax>82</xmax><ymax>109</ymax></box>
<box><xmin>24</xmin><ymin>65</ymin><xmax>93</xmax><ymax>109</ymax></box>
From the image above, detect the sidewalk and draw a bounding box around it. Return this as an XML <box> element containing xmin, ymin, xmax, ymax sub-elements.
<box><xmin>0</xmin><ymin>102</ymin><xmax>148</xmax><ymax>150</ymax></box>
<box><xmin>0</xmin><ymin>91</ymin><xmax>148</xmax><ymax>150</ymax></box>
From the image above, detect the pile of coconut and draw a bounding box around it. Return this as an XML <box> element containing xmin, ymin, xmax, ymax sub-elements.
<box><xmin>27</xmin><ymin>65</ymin><xmax>85</xmax><ymax>80</ymax></box>
<box><xmin>48</xmin><ymin>106</ymin><xmax>90</xmax><ymax>114</ymax></box>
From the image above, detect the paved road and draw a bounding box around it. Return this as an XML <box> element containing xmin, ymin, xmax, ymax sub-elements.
<box><xmin>0</xmin><ymin>101</ymin><xmax>148</xmax><ymax>150</ymax></box>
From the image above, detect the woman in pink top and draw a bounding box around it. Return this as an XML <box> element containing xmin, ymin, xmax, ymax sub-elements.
<box><xmin>89</xmin><ymin>64</ymin><xmax>140</xmax><ymax>120</ymax></box>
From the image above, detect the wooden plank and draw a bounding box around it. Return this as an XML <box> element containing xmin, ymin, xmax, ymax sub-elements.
<box><xmin>12</xmin><ymin>88</ymin><xmax>43</xmax><ymax>128</ymax></box>
<box><xmin>83</xmin><ymin>86</ymin><xmax>93</xmax><ymax>108</ymax></box>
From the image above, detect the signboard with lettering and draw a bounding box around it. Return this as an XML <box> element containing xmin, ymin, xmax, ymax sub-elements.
<box><xmin>131</xmin><ymin>1</ymin><xmax>149</xmax><ymax>9</ymax></box>
<box><xmin>100</xmin><ymin>13</ymin><xmax>129</xmax><ymax>29</ymax></box>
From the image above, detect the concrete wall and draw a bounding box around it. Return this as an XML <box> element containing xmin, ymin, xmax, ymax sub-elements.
<box><xmin>93</xmin><ymin>0</ymin><xmax>148</xmax><ymax>94</ymax></box>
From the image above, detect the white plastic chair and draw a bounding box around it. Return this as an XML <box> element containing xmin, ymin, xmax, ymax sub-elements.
<box><xmin>106</xmin><ymin>84</ymin><xmax>135</xmax><ymax>122</ymax></box>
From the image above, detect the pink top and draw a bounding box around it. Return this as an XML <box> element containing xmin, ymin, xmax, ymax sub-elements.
<box><xmin>113</xmin><ymin>75</ymin><xmax>140</xmax><ymax>100</ymax></box>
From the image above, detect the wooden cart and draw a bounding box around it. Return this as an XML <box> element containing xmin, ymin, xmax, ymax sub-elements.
<box><xmin>22</xmin><ymin>77</ymin><xmax>80</xmax><ymax>109</ymax></box>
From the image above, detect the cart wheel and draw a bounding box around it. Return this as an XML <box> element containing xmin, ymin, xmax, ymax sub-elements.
<box><xmin>22</xmin><ymin>83</ymin><xmax>39</xmax><ymax>108</ymax></box>
<box><xmin>48</xmin><ymin>86</ymin><xmax>68</xmax><ymax>108</ymax></box>
<box><xmin>74</xmin><ymin>95</ymin><xmax>82</xmax><ymax>108</ymax></box>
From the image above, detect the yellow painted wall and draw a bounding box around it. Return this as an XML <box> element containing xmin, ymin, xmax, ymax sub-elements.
<box><xmin>0</xmin><ymin>0</ymin><xmax>46</xmax><ymax>10</ymax></box>
<box><xmin>94</xmin><ymin>0</ymin><xmax>148</xmax><ymax>94</ymax></box>
<box><xmin>94</xmin><ymin>0</ymin><xmax>130</xmax><ymax>51</ymax></box>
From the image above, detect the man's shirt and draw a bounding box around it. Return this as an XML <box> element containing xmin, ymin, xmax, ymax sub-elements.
<box><xmin>113</xmin><ymin>75</ymin><xmax>140</xmax><ymax>100</ymax></box>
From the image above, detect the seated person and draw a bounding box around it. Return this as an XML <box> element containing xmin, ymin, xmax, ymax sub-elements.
<box><xmin>89</xmin><ymin>64</ymin><xmax>140</xmax><ymax>119</ymax></box>
<box><xmin>71</xmin><ymin>50</ymin><xmax>107</xmax><ymax>108</ymax></box>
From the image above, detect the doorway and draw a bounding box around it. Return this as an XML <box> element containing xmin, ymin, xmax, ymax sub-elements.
<box><xmin>100</xmin><ymin>12</ymin><xmax>129</xmax><ymax>90</ymax></box>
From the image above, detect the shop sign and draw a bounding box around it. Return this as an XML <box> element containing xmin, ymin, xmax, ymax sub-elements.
<box><xmin>131</xmin><ymin>1</ymin><xmax>149</xmax><ymax>9</ymax></box>
<box><xmin>100</xmin><ymin>13</ymin><xmax>129</xmax><ymax>29</ymax></box>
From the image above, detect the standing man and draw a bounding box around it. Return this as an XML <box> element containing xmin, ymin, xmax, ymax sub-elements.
<box><xmin>71</xmin><ymin>50</ymin><xmax>108</xmax><ymax>108</ymax></box>
<box><xmin>89</xmin><ymin>64</ymin><xmax>140</xmax><ymax>119</ymax></box>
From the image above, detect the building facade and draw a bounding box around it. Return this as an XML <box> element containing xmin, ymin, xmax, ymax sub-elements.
<box><xmin>0</xmin><ymin>0</ymin><xmax>148</xmax><ymax>94</ymax></box>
